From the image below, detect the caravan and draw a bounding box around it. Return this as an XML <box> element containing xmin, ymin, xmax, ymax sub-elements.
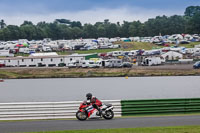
<box><xmin>0</xmin><ymin>50</ymin><xmax>14</xmax><ymax>57</ymax></box>
<box><xmin>142</xmin><ymin>57</ymin><xmax>163</xmax><ymax>66</ymax></box>
<box><xmin>106</xmin><ymin>59</ymin><xmax>123</xmax><ymax>68</ymax></box>
<box><xmin>128</xmin><ymin>50</ymin><xmax>137</xmax><ymax>56</ymax></box>
<box><xmin>112</xmin><ymin>51</ymin><xmax>124</xmax><ymax>57</ymax></box>
<box><xmin>81</xmin><ymin>60</ymin><xmax>102</xmax><ymax>68</ymax></box>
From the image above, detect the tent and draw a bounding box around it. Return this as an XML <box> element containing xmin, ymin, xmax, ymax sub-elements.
<box><xmin>23</xmin><ymin>43</ymin><xmax>29</xmax><ymax>47</ymax></box>
<box><xmin>15</xmin><ymin>44</ymin><xmax>24</xmax><ymax>47</ymax></box>
<box><xmin>161</xmin><ymin>51</ymin><xmax>183</xmax><ymax>60</ymax></box>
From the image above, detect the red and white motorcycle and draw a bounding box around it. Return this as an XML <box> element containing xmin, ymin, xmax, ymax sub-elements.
<box><xmin>76</xmin><ymin>101</ymin><xmax>114</xmax><ymax>121</ymax></box>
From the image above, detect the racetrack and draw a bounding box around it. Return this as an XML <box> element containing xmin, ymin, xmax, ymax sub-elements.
<box><xmin>1</xmin><ymin>115</ymin><xmax>200</xmax><ymax>133</ymax></box>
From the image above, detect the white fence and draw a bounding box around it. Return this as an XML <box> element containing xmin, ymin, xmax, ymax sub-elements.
<box><xmin>0</xmin><ymin>100</ymin><xmax>121</xmax><ymax>120</ymax></box>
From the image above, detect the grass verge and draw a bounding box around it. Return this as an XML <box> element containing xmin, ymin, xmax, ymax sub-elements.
<box><xmin>24</xmin><ymin>126</ymin><xmax>200</xmax><ymax>133</ymax></box>
<box><xmin>0</xmin><ymin>68</ymin><xmax>200</xmax><ymax>79</ymax></box>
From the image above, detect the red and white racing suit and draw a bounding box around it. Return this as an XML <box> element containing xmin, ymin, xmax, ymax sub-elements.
<box><xmin>87</xmin><ymin>96</ymin><xmax>102</xmax><ymax>111</ymax></box>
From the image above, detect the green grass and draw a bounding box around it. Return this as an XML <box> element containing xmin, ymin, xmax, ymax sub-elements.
<box><xmin>74</xmin><ymin>48</ymin><xmax>121</xmax><ymax>54</ymax></box>
<box><xmin>14</xmin><ymin>53</ymin><xmax>29</xmax><ymax>57</ymax></box>
<box><xmin>1</xmin><ymin>68</ymin><xmax>200</xmax><ymax>79</ymax></box>
<box><xmin>0</xmin><ymin>70</ymin><xmax>20</xmax><ymax>79</ymax></box>
<box><xmin>61</xmin><ymin>41</ymin><xmax>200</xmax><ymax>55</ymax></box>
<box><xmin>12</xmin><ymin>42</ymin><xmax>200</xmax><ymax>56</ymax></box>
<box><xmin>179</xmin><ymin>42</ymin><xmax>200</xmax><ymax>48</ymax></box>
<box><xmin>23</xmin><ymin>126</ymin><xmax>200</xmax><ymax>133</ymax></box>
<box><xmin>128</xmin><ymin>42</ymin><xmax>160</xmax><ymax>50</ymax></box>
<box><xmin>57</xmin><ymin>42</ymin><xmax>159</xmax><ymax>55</ymax></box>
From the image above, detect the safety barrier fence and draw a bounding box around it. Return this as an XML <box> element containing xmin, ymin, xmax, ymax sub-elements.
<box><xmin>121</xmin><ymin>98</ymin><xmax>200</xmax><ymax>116</ymax></box>
<box><xmin>0</xmin><ymin>100</ymin><xmax>121</xmax><ymax>120</ymax></box>
<box><xmin>1</xmin><ymin>98</ymin><xmax>200</xmax><ymax>120</ymax></box>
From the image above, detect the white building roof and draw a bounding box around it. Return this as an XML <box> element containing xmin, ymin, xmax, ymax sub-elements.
<box><xmin>29</xmin><ymin>52</ymin><xmax>58</xmax><ymax>57</ymax></box>
<box><xmin>0</xmin><ymin>53</ymin><xmax>96</xmax><ymax>60</ymax></box>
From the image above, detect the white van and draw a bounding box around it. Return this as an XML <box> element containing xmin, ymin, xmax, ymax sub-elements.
<box><xmin>107</xmin><ymin>59</ymin><xmax>123</xmax><ymax>68</ymax></box>
<box><xmin>142</xmin><ymin>57</ymin><xmax>162</xmax><ymax>66</ymax></box>
<box><xmin>112</xmin><ymin>51</ymin><xmax>124</xmax><ymax>57</ymax></box>
<box><xmin>68</xmin><ymin>60</ymin><xmax>77</xmax><ymax>68</ymax></box>
<box><xmin>81</xmin><ymin>60</ymin><xmax>101</xmax><ymax>68</ymax></box>
<box><xmin>128</xmin><ymin>50</ymin><xmax>137</xmax><ymax>56</ymax></box>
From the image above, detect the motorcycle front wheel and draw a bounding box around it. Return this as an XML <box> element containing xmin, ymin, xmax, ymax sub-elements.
<box><xmin>103</xmin><ymin>110</ymin><xmax>114</xmax><ymax>120</ymax></box>
<box><xmin>76</xmin><ymin>111</ymin><xmax>88</xmax><ymax>121</ymax></box>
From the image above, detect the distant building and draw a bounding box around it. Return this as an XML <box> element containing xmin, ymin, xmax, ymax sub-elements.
<box><xmin>0</xmin><ymin>53</ymin><xmax>98</xmax><ymax>67</ymax></box>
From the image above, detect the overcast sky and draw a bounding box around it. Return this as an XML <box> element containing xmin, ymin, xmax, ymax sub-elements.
<box><xmin>0</xmin><ymin>0</ymin><xmax>200</xmax><ymax>25</ymax></box>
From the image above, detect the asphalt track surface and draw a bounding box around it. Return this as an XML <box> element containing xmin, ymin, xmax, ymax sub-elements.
<box><xmin>0</xmin><ymin>115</ymin><xmax>200</xmax><ymax>133</ymax></box>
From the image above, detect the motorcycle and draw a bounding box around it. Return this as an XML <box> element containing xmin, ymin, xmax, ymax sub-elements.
<box><xmin>76</xmin><ymin>101</ymin><xmax>114</xmax><ymax>121</ymax></box>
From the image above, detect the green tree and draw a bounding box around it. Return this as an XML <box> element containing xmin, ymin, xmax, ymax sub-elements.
<box><xmin>0</xmin><ymin>30</ymin><xmax>4</xmax><ymax>40</ymax></box>
<box><xmin>185</xmin><ymin>6</ymin><xmax>200</xmax><ymax>17</ymax></box>
<box><xmin>186</xmin><ymin>12</ymin><xmax>200</xmax><ymax>34</ymax></box>
<box><xmin>71</xmin><ymin>27</ymin><xmax>83</xmax><ymax>39</ymax></box>
<box><xmin>0</xmin><ymin>19</ymin><xmax>6</xmax><ymax>29</ymax></box>
<box><xmin>106</xmin><ymin>23</ymin><xmax>119</xmax><ymax>38</ymax></box>
<box><xmin>129</xmin><ymin>21</ymin><xmax>143</xmax><ymax>36</ymax></box>
<box><xmin>55</xmin><ymin>19</ymin><xmax>71</xmax><ymax>24</ymax></box>
<box><xmin>83</xmin><ymin>24</ymin><xmax>97</xmax><ymax>38</ymax></box>
<box><xmin>20</xmin><ymin>21</ymin><xmax>33</xmax><ymax>26</ymax></box>
<box><xmin>20</xmin><ymin>25</ymin><xmax>37</xmax><ymax>40</ymax></box>
<box><xmin>6</xmin><ymin>25</ymin><xmax>20</xmax><ymax>40</ymax></box>
<box><xmin>96</xmin><ymin>24</ymin><xmax>106</xmax><ymax>37</ymax></box>
<box><xmin>71</xmin><ymin>21</ymin><xmax>82</xmax><ymax>29</ymax></box>
<box><xmin>1</xmin><ymin>28</ymin><xmax>11</xmax><ymax>41</ymax></box>
<box><xmin>167</xmin><ymin>15</ymin><xmax>186</xmax><ymax>34</ymax></box>
<box><xmin>104</xmin><ymin>19</ymin><xmax>110</xmax><ymax>25</ymax></box>
<box><xmin>120</xmin><ymin>21</ymin><xmax>130</xmax><ymax>37</ymax></box>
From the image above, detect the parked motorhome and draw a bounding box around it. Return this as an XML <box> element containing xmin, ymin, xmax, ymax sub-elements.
<box><xmin>192</xmin><ymin>48</ymin><xmax>200</xmax><ymax>56</ymax></box>
<box><xmin>19</xmin><ymin>48</ymin><xmax>35</xmax><ymax>54</ymax></box>
<box><xmin>142</xmin><ymin>50</ymin><xmax>152</xmax><ymax>56</ymax></box>
<box><xmin>0</xmin><ymin>50</ymin><xmax>14</xmax><ymax>57</ymax></box>
<box><xmin>142</xmin><ymin>57</ymin><xmax>162</xmax><ymax>66</ymax></box>
<box><xmin>185</xmin><ymin>48</ymin><xmax>199</xmax><ymax>54</ymax></box>
<box><xmin>112</xmin><ymin>51</ymin><xmax>124</xmax><ymax>57</ymax></box>
<box><xmin>101</xmin><ymin>60</ymin><xmax>110</xmax><ymax>67</ymax></box>
<box><xmin>128</xmin><ymin>50</ymin><xmax>137</xmax><ymax>56</ymax></box>
<box><xmin>42</xmin><ymin>46</ymin><xmax>52</xmax><ymax>52</ymax></box>
<box><xmin>68</xmin><ymin>60</ymin><xmax>77</xmax><ymax>68</ymax></box>
<box><xmin>107</xmin><ymin>59</ymin><xmax>122</xmax><ymax>68</ymax></box>
<box><xmin>81</xmin><ymin>60</ymin><xmax>101</xmax><ymax>68</ymax></box>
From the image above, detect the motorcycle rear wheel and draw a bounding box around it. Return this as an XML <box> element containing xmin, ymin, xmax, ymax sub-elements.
<box><xmin>103</xmin><ymin>110</ymin><xmax>114</xmax><ymax>120</ymax></box>
<box><xmin>76</xmin><ymin>111</ymin><xmax>88</xmax><ymax>121</ymax></box>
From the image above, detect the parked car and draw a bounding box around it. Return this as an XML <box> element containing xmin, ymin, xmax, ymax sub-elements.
<box><xmin>42</xmin><ymin>46</ymin><xmax>52</xmax><ymax>52</ymax></box>
<box><xmin>193</xmin><ymin>61</ymin><xmax>200</xmax><ymax>69</ymax></box>
<box><xmin>68</xmin><ymin>61</ymin><xmax>77</xmax><ymax>68</ymax></box>
<box><xmin>122</xmin><ymin>62</ymin><xmax>133</xmax><ymax>68</ymax></box>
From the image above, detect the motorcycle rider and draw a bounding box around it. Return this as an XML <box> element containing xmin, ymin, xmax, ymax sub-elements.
<box><xmin>86</xmin><ymin>93</ymin><xmax>102</xmax><ymax>116</ymax></box>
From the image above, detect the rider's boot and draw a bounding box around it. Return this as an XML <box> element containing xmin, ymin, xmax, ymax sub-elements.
<box><xmin>97</xmin><ymin>107</ymin><xmax>102</xmax><ymax>116</ymax></box>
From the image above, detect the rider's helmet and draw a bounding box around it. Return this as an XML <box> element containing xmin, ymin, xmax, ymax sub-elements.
<box><xmin>86</xmin><ymin>93</ymin><xmax>92</xmax><ymax>100</ymax></box>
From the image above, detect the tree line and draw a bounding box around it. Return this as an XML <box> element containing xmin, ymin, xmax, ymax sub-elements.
<box><xmin>0</xmin><ymin>6</ymin><xmax>200</xmax><ymax>41</ymax></box>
